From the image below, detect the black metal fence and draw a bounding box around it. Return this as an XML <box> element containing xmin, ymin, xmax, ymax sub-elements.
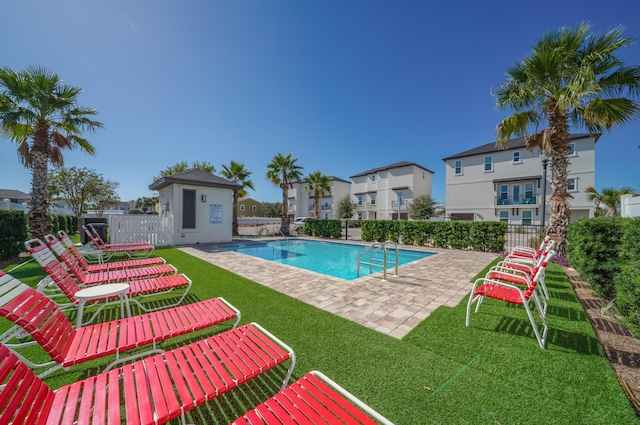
<box><xmin>504</xmin><ymin>224</ymin><xmax>545</xmax><ymax>251</ymax></box>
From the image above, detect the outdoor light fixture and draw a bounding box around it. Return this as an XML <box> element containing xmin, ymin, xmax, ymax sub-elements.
<box><xmin>201</xmin><ymin>194</ymin><xmax>207</xmax><ymax>203</ymax></box>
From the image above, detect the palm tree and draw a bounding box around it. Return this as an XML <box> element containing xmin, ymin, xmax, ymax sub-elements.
<box><xmin>585</xmin><ymin>186</ymin><xmax>637</xmax><ymax>216</ymax></box>
<box><xmin>220</xmin><ymin>161</ymin><xmax>255</xmax><ymax>235</ymax></box>
<box><xmin>305</xmin><ymin>171</ymin><xmax>331</xmax><ymax>219</ymax></box>
<box><xmin>494</xmin><ymin>23</ymin><xmax>640</xmax><ymax>252</ymax></box>
<box><xmin>266</xmin><ymin>153</ymin><xmax>303</xmax><ymax>235</ymax></box>
<box><xmin>0</xmin><ymin>66</ymin><xmax>103</xmax><ymax>239</ymax></box>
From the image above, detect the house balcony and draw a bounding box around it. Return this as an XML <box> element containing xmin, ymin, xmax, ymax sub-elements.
<box><xmin>321</xmin><ymin>205</ymin><xmax>332</xmax><ymax>211</ymax></box>
<box><xmin>391</xmin><ymin>200</ymin><xmax>411</xmax><ymax>210</ymax></box>
<box><xmin>495</xmin><ymin>195</ymin><xmax>539</xmax><ymax>207</ymax></box>
<box><xmin>356</xmin><ymin>203</ymin><xmax>376</xmax><ymax>210</ymax></box>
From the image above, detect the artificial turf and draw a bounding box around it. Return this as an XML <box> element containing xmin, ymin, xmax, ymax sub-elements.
<box><xmin>2</xmin><ymin>245</ymin><xmax>638</xmax><ymax>424</ymax></box>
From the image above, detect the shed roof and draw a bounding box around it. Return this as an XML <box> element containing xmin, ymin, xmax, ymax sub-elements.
<box><xmin>148</xmin><ymin>169</ymin><xmax>242</xmax><ymax>191</ymax></box>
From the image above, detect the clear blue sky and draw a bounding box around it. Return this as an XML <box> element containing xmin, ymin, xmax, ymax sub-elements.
<box><xmin>1</xmin><ymin>0</ymin><xmax>639</xmax><ymax>205</ymax></box>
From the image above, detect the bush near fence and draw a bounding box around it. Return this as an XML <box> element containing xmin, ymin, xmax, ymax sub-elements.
<box><xmin>360</xmin><ymin>220</ymin><xmax>506</xmax><ymax>252</ymax></box>
<box><xmin>566</xmin><ymin>216</ymin><xmax>640</xmax><ymax>336</ymax></box>
<box><xmin>303</xmin><ymin>219</ymin><xmax>342</xmax><ymax>238</ymax></box>
<box><xmin>0</xmin><ymin>211</ymin><xmax>29</xmax><ymax>261</ymax></box>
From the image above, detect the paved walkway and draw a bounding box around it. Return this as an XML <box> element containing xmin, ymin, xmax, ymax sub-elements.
<box><xmin>178</xmin><ymin>238</ymin><xmax>497</xmax><ymax>339</ymax></box>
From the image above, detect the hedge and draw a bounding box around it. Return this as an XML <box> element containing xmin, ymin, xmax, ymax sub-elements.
<box><xmin>0</xmin><ymin>211</ymin><xmax>29</xmax><ymax>261</ymax></box>
<box><xmin>303</xmin><ymin>219</ymin><xmax>342</xmax><ymax>238</ymax></box>
<box><xmin>566</xmin><ymin>216</ymin><xmax>640</xmax><ymax>336</ymax></box>
<box><xmin>360</xmin><ymin>220</ymin><xmax>507</xmax><ymax>252</ymax></box>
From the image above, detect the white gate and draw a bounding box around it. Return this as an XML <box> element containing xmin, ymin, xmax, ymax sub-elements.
<box><xmin>108</xmin><ymin>215</ymin><xmax>173</xmax><ymax>246</ymax></box>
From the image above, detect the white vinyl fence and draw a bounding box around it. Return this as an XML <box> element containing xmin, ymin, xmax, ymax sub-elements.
<box><xmin>108</xmin><ymin>215</ymin><xmax>173</xmax><ymax>246</ymax></box>
<box><xmin>621</xmin><ymin>194</ymin><xmax>640</xmax><ymax>218</ymax></box>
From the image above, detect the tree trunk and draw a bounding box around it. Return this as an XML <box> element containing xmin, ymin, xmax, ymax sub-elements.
<box><xmin>29</xmin><ymin>121</ymin><xmax>51</xmax><ymax>240</ymax></box>
<box><xmin>545</xmin><ymin>106</ymin><xmax>571</xmax><ymax>254</ymax></box>
<box><xmin>314</xmin><ymin>194</ymin><xmax>320</xmax><ymax>218</ymax></box>
<box><xmin>232</xmin><ymin>190</ymin><xmax>239</xmax><ymax>235</ymax></box>
<box><xmin>281</xmin><ymin>181</ymin><xmax>290</xmax><ymax>235</ymax></box>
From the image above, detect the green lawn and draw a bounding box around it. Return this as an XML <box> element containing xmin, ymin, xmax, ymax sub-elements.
<box><xmin>2</xmin><ymin>246</ymin><xmax>638</xmax><ymax>424</ymax></box>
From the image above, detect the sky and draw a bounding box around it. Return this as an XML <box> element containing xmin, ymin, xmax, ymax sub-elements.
<box><xmin>1</xmin><ymin>0</ymin><xmax>639</xmax><ymax>205</ymax></box>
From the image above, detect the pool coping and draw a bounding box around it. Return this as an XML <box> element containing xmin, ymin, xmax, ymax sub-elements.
<box><xmin>178</xmin><ymin>237</ymin><xmax>498</xmax><ymax>339</ymax></box>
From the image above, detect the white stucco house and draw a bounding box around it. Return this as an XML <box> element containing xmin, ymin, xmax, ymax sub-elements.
<box><xmin>350</xmin><ymin>161</ymin><xmax>434</xmax><ymax>220</ymax></box>
<box><xmin>149</xmin><ymin>169</ymin><xmax>241</xmax><ymax>244</ymax></box>
<box><xmin>442</xmin><ymin>134</ymin><xmax>597</xmax><ymax>225</ymax></box>
<box><xmin>288</xmin><ymin>176</ymin><xmax>351</xmax><ymax>220</ymax></box>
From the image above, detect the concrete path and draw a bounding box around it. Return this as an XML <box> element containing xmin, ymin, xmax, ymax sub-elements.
<box><xmin>178</xmin><ymin>238</ymin><xmax>497</xmax><ymax>339</ymax></box>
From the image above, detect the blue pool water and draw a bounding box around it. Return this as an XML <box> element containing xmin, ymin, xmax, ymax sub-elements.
<box><xmin>222</xmin><ymin>239</ymin><xmax>434</xmax><ymax>280</ymax></box>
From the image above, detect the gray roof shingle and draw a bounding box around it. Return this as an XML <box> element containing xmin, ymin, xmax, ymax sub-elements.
<box><xmin>148</xmin><ymin>169</ymin><xmax>242</xmax><ymax>191</ymax></box>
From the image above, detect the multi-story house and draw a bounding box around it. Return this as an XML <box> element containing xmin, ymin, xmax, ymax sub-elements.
<box><xmin>442</xmin><ymin>134</ymin><xmax>597</xmax><ymax>225</ymax></box>
<box><xmin>237</xmin><ymin>197</ymin><xmax>264</xmax><ymax>217</ymax></box>
<box><xmin>350</xmin><ymin>161</ymin><xmax>434</xmax><ymax>220</ymax></box>
<box><xmin>287</xmin><ymin>176</ymin><xmax>351</xmax><ymax>220</ymax></box>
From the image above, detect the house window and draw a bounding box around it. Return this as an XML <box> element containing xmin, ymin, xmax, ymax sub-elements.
<box><xmin>422</xmin><ymin>171</ymin><xmax>426</xmax><ymax>179</ymax></box>
<box><xmin>240</xmin><ymin>204</ymin><xmax>245</xmax><ymax>211</ymax></box>
<box><xmin>371</xmin><ymin>175</ymin><xmax>376</xmax><ymax>182</ymax></box>
<box><xmin>500</xmin><ymin>185</ymin><xmax>508</xmax><ymax>204</ymax></box>
<box><xmin>396</xmin><ymin>191</ymin><xmax>403</xmax><ymax>205</ymax></box>
<box><xmin>568</xmin><ymin>178</ymin><xmax>576</xmax><ymax>191</ymax></box>
<box><xmin>289</xmin><ymin>199</ymin><xmax>295</xmax><ymax>207</ymax></box>
<box><xmin>455</xmin><ymin>160</ymin><xmax>462</xmax><ymax>175</ymax></box>
<box><xmin>499</xmin><ymin>211</ymin><xmax>509</xmax><ymax>223</ymax></box>
<box><xmin>357</xmin><ymin>196</ymin><xmax>363</xmax><ymax>206</ymax></box>
<box><xmin>324</xmin><ymin>213</ymin><xmax>328</xmax><ymax>219</ymax></box>
<box><xmin>525</xmin><ymin>183</ymin><xmax>534</xmax><ymax>203</ymax></box>
<box><xmin>484</xmin><ymin>156</ymin><xmax>493</xmax><ymax>172</ymax></box>
<box><xmin>252</xmin><ymin>205</ymin><xmax>257</xmax><ymax>211</ymax></box>
<box><xmin>357</xmin><ymin>212</ymin><xmax>363</xmax><ymax>220</ymax></box>
<box><xmin>522</xmin><ymin>210</ymin><xmax>532</xmax><ymax>225</ymax></box>
<box><xmin>370</xmin><ymin>194</ymin><xmax>376</xmax><ymax>205</ymax></box>
<box><xmin>513</xmin><ymin>151</ymin><xmax>521</xmax><ymax>163</ymax></box>
<box><xmin>182</xmin><ymin>189</ymin><xmax>196</xmax><ymax>229</ymax></box>
<box><xmin>513</xmin><ymin>185</ymin><xmax>521</xmax><ymax>204</ymax></box>
<box><xmin>569</xmin><ymin>143</ymin><xmax>576</xmax><ymax>155</ymax></box>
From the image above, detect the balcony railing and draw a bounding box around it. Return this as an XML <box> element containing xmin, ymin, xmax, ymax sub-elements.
<box><xmin>391</xmin><ymin>200</ymin><xmax>411</xmax><ymax>209</ymax></box>
<box><xmin>321</xmin><ymin>205</ymin><xmax>331</xmax><ymax>211</ymax></box>
<box><xmin>496</xmin><ymin>195</ymin><xmax>538</xmax><ymax>206</ymax></box>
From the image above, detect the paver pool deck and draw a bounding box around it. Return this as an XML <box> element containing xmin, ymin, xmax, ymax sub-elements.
<box><xmin>178</xmin><ymin>238</ymin><xmax>498</xmax><ymax>339</ymax></box>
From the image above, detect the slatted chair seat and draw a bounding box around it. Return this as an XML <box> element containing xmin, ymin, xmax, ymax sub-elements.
<box><xmin>0</xmin><ymin>270</ymin><xmax>240</xmax><ymax>376</ymax></box>
<box><xmin>24</xmin><ymin>241</ymin><xmax>193</xmax><ymax>321</ymax></box>
<box><xmin>0</xmin><ymin>322</ymin><xmax>295</xmax><ymax>425</ymax></box>
<box><xmin>58</xmin><ymin>230</ymin><xmax>167</xmax><ymax>272</ymax></box>
<box><xmin>38</xmin><ymin>237</ymin><xmax>175</xmax><ymax>285</ymax></box>
<box><xmin>230</xmin><ymin>371</ymin><xmax>393</xmax><ymax>425</ymax></box>
<box><xmin>466</xmin><ymin>250</ymin><xmax>555</xmax><ymax>349</ymax></box>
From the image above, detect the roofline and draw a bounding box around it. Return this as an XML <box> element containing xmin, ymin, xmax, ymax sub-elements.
<box><xmin>350</xmin><ymin>161</ymin><xmax>435</xmax><ymax>178</ymax></box>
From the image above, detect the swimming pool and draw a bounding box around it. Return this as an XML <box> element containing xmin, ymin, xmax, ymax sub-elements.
<box><xmin>222</xmin><ymin>239</ymin><xmax>434</xmax><ymax>280</ymax></box>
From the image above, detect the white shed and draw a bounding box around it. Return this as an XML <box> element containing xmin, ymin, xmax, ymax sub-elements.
<box><xmin>149</xmin><ymin>169</ymin><xmax>241</xmax><ymax>244</ymax></box>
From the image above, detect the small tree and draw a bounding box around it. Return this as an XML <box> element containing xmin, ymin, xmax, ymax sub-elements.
<box><xmin>89</xmin><ymin>180</ymin><xmax>120</xmax><ymax>217</ymax></box>
<box><xmin>154</xmin><ymin>161</ymin><xmax>216</xmax><ymax>181</ymax></box>
<box><xmin>335</xmin><ymin>196</ymin><xmax>357</xmax><ymax>219</ymax></box>
<box><xmin>409</xmin><ymin>195</ymin><xmax>436</xmax><ymax>220</ymax></box>
<box><xmin>585</xmin><ymin>186</ymin><xmax>638</xmax><ymax>216</ymax></box>
<box><xmin>305</xmin><ymin>171</ymin><xmax>331</xmax><ymax>219</ymax></box>
<box><xmin>48</xmin><ymin>167</ymin><xmax>110</xmax><ymax>217</ymax></box>
<box><xmin>262</xmin><ymin>202</ymin><xmax>282</xmax><ymax>218</ymax></box>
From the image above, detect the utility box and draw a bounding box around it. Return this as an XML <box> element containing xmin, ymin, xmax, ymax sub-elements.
<box><xmin>79</xmin><ymin>217</ymin><xmax>108</xmax><ymax>244</ymax></box>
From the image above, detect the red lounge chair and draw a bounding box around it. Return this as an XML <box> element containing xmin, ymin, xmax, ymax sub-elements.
<box><xmin>57</xmin><ymin>230</ymin><xmax>165</xmax><ymax>271</ymax></box>
<box><xmin>25</xmin><ymin>242</ymin><xmax>194</xmax><ymax>324</ymax></box>
<box><xmin>0</xmin><ymin>322</ymin><xmax>295</xmax><ymax>425</ymax></box>
<box><xmin>83</xmin><ymin>224</ymin><xmax>155</xmax><ymax>259</ymax></box>
<box><xmin>489</xmin><ymin>248</ymin><xmax>555</xmax><ymax>302</ymax></box>
<box><xmin>0</xmin><ymin>270</ymin><xmax>240</xmax><ymax>378</ymax></box>
<box><xmin>465</xmin><ymin>250</ymin><xmax>555</xmax><ymax>349</ymax></box>
<box><xmin>230</xmin><ymin>371</ymin><xmax>394</xmax><ymax>425</ymax></box>
<box><xmin>41</xmin><ymin>236</ymin><xmax>174</xmax><ymax>284</ymax></box>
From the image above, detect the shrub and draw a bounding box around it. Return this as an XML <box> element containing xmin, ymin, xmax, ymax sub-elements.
<box><xmin>361</xmin><ymin>220</ymin><xmax>506</xmax><ymax>252</ymax></box>
<box><xmin>305</xmin><ymin>219</ymin><xmax>342</xmax><ymax>238</ymax></box>
<box><xmin>566</xmin><ymin>216</ymin><xmax>627</xmax><ymax>300</ymax></box>
<box><xmin>0</xmin><ymin>211</ymin><xmax>29</xmax><ymax>260</ymax></box>
<box><xmin>614</xmin><ymin>217</ymin><xmax>640</xmax><ymax>335</ymax></box>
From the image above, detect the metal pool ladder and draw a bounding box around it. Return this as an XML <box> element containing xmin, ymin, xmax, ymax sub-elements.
<box><xmin>357</xmin><ymin>240</ymin><xmax>398</xmax><ymax>281</ymax></box>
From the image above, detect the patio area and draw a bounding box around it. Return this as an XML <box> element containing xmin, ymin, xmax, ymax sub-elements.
<box><xmin>178</xmin><ymin>238</ymin><xmax>498</xmax><ymax>339</ymax></box>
